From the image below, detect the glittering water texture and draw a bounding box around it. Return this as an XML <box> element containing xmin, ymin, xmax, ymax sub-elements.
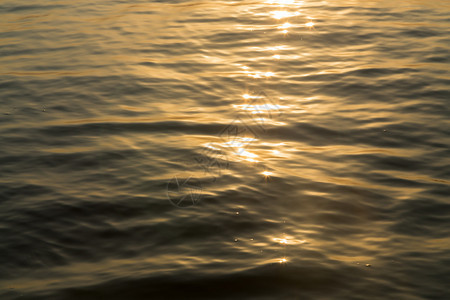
<box><xmin>0</xmin><ymin>0</ymin><xmax>449</xmax><ymax>299</ymax></box>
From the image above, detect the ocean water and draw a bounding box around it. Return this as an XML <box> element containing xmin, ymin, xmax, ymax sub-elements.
<box><xmin>0</xmin><ymin>0</ymin><xmax>449</xmax><ymax>299</ymax></box>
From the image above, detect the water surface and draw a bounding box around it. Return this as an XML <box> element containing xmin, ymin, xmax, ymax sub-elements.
<box><xmin>0</xmin><ymin>0</ymin><xmax>449</xmax><ymax>299</ymax></box>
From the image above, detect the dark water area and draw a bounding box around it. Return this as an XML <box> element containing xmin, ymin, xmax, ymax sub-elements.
<box><xmin>0</xmin><ymin>0</ymin><xmax>449</xmax><ymax>299</ymax></box>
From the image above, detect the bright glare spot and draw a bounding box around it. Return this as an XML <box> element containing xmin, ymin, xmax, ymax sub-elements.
<box><xmin>273</xmin><ymin>236</ymin><xmax>306</xmax><ymax>245</ymax></box>
<box><xmin>264</xmin><ymin>72</ymin><xmax>275</xmax><ymax>77</ymax></box>
<box><xmin>242</xmin><ymin>94</ymin><xmax>260</xmax><ymax>99</ymax></box>
<box><xmin>271</xmin><ymin>11</ymin><xmax>289</xmax><ymax>19</ymax></box>
<box><xmin>224</xmin><ymin>138</ymin><xmax>257</xmax><ymax>150</ymax></box>
<box><xmin>249</xmin><ymin>73</ymin><xmax>262</xmax><ymax>78</ymax></box>
<box><xmin>273</xmin><ymin>54</ymin><xmax>281</xmax><ymax>59</ymax></box>
<box><xmin>271</xmin><ymin>11</ymin><xmax>299</xmax><ymax>19</ymax></box>
<box><xmin>279</xmin><ymin>257</ymin><xmax>287</xmax><ymax>263</ymax></box>
<box><xmin>306</xmin><ymin>21</ymin><xmax>314</xmax><ymax>28</ymax></box>
<box><xmin>278</xmin><ymin>22</ymin><xmax>292</xmax><ymax>29</ymax></box>
<box><xmin>282</xmin><ymin>29</ymin><xmax>288</xmax><ymax>34</ymax></box>
<box><xmin>274</xmin><ymin>237</ymin><xmax>288</xmax><ymax>244</ymax></box>
<box><xmin>240</xmin><ymin>150</ymin><xmax>258</xmax><ymax>158</ymax></box>
<box><xmin>241</xmin><ymin>137</ymin><xmax>256</xmax><ymax>142</ymax></box>
<box><xmin>265</xmin><ymin>45</ymin><xmax>289</xmax><ymax>51</ymax></box>
<box><xmin>236</xmin><ymin>104</ymin><xmax>281</xmax><ymax>111</ymax></box>
<box><xmin>262</xmin><ymin>171</ymin><xmax>273</xmax><ymax>177</ymax></box>
<box><xmin>204</xmin><ymin>144</ymin><xmax>220</xmax><ymax>150</ymax></box>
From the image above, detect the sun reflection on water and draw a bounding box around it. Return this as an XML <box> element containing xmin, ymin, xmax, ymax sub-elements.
<box><xmin>273</xmin><ymin>236</ymin><xmax>307</xmax><ymax>245</ymax></box>
<box><xmin>262</xmin><ymin>170</ymin><xmax>273</xmax><ymax>177</ymax></box>
<box><xmin>242</xmin><ymin>93</ymin><xmax>260</xmax><ymax>99</ymax></box>
<box><xmin>270</xmin><ymin>10</ymin><xmax>300</xmax><ymax>19</ymax></box>
<box><xmin>224</xmin><ymin>0</ymin><xmax>313</xmax><ymax>268</ymax></box>
<box><xmin>233</xmin><ymin>103</ymin><xmax>285</xmax><ymax>112</ymax></box>
<box><xmin>243</xmin><ymin>71</ymin><xmax>276</xmax><ymax>79</ymax></box>
<box><xmin>305</xmin><ymin>21</ymin><xmax>315</xmax><ymax>28</ymax></box>
<box><xmin>278</xmin><ymin>22</ymin><xmax>292</xmax><ymax>29</ymax></box>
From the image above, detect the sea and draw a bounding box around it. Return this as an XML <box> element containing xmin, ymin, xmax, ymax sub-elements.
<box><xmin>0</xmin><ymin>0</ymin><xmax>449</xmax><ymax>299</ymax></box>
